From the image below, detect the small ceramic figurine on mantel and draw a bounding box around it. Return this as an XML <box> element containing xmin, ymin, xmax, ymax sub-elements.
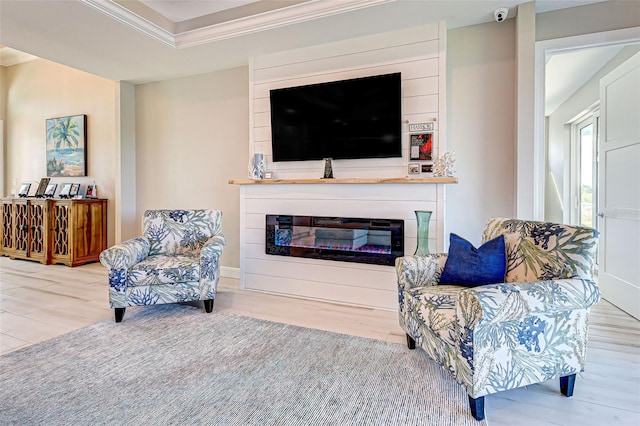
<box><xmin>433</xmin><ymin>151</ymin><xmax>456</xmax><ymax>177</ymax></box>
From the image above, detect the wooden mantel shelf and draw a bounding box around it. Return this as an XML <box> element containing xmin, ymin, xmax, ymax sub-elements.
<box><xmin>229</xmin><ymin>177</ymin><xmax>458</xmax><ymax>185</ymax></box>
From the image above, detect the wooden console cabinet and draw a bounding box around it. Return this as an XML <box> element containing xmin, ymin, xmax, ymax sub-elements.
<box><xmin>0</xmin><ymin>198</ymin><xmax>107</xmax><ymax>266</ymax></box>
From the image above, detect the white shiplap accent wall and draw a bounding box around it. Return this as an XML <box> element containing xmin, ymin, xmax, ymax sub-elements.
<box><xmin>239</xmin><ymin>22</ymin><xmax>448</xmax><ymax>310</ymax></box>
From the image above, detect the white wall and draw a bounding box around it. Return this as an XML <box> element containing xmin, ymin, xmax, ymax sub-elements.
<box><xmin>135</xmin><ymin>67</ymin><xmax>249</xmax><ymax>268</ymax></box>
<box><xmin>250</xmin><ymin>23</ymin><xmax>444</xmax><ymax>178</ymax></box>
<box><xmin>446</xmin><ymin>20</ymin><xmax>517</xmax><ymax>246</ymax></box>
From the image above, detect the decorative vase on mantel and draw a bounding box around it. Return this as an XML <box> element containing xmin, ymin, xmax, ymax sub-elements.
<box><xmin>414</xmin><ymin>210</ymin><xmax>432</xmax><ymax>255</ymax></box>
<box><xmin>248</xmin><ymin>153</ymin><xmax>266</xmax><ymax>179</ymax></box>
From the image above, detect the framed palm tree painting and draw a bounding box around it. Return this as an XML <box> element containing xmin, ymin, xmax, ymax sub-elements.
<box><xmin>46</xmin><ymin>114</ymin><xmax>87</xmax><ymax>177</ymax></box>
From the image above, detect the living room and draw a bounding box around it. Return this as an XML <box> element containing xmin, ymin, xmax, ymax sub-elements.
<box><xmin>1</xmin><ymin>0</ymin><xmax>639</xmax><ymax>424</ymax></box>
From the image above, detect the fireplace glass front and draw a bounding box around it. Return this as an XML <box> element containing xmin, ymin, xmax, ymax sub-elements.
<box><xmin>266</xmin><ymin>215</ymin><xmax>404</xmax><ymax>266</ymax></box>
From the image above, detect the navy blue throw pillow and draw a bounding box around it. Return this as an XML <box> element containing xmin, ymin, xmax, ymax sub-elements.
<box><xmin>440</xmin><ymin>233</ymin><xmax>506</xmax><ymax>287</ymax></box>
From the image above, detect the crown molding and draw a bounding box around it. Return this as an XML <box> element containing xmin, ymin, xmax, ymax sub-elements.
<box><xmin>80</xmin><ymin>0</ymin><xmax>394</xmax><ymax>49</ymax></box>
<box><xmin>80</xmin><ymin>0</ymin><xmax>175</xmax><ymax>48</ymax></box>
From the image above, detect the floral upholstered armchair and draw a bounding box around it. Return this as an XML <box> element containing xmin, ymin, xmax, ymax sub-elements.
<box><xmin>100</xmin><ymin>209</ymin><xmax>226</xmax><ymax>322</ymax></box>
<box><xmin>396</xmin><ymin>218</ymin><xmax>600</xmax><ymax>421</ymax></box>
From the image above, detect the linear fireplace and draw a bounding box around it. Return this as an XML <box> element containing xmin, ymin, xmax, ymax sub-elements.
<box><xmin>265</xmin><ymin>215</ymin><xmax>404</xmax><ymax>266</ymax></box>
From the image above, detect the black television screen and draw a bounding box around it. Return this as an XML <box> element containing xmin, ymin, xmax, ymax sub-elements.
<box><xmin>270</xmin><ymin>73</ymin><xmax>402</xmax><ymax>162</ymax></box>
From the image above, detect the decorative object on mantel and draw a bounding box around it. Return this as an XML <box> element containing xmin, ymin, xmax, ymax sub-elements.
<box><xmin>433</xmin><ymin>151</ymin><xmax>456</xmax><ymax>177</ymax></box>
<box><xmin>408</xmin><ymin>122</ymin><xmax>434</xmax><ymax>132</ymax></box>
<box><xmin>248</xmin><ymin>153</ymin><xmax>266</xmax><ymax>179</ymax></box>
<box><xmin>323</xmin><ymin>158</ymin><xmax>334</xmax><ymax>179</ymax></box>
<box><xmin>414</xmin><ymin>210</ymin><xmax>432</xmax><ymax>255</ymax></box>
<box><xmin>409</xmin><ymin>133</ymin><xmax>433</xmax><ymax>161</ymax></box>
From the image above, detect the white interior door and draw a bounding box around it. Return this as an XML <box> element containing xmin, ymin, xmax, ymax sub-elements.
<box><xmin>598</xmin><ymin>51</ymin><xmax>640</xmax><ymax>320</ymax></box>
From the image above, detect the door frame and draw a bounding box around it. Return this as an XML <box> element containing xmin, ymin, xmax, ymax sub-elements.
<box><xmin>533</xmin><ymin>27</ymin><xmax>640</xmax><ymax>220</ymax></box>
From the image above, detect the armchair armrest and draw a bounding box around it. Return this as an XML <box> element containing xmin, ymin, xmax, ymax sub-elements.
<box><xmin>395</xmin><ymin>253</ymin><xmax>448</xmax><ymax>290</ymax></box>
<box><xmin>457</xmin><ymin>278</ymin><xmax>601</xmax><ymax>328</ymax></box>
<box><xmin>201</xmin><ymin>234</ymin><xmax>226</xmax><ymax>260</ymax></box>
<box><xmin>99</xmin><ymin>237</ymin><xmax>151</xmax><ymax>271</ymax></box>
<box><xmin>199</xmin><ymin>234</ymin><xmax>226</xmax><ymax>299</ymax></box>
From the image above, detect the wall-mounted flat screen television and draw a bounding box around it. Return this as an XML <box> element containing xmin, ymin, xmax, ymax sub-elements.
<box><xmin>270</xmin><ymin>72</ymin><xmax>402</xmax><ymax>162</ymax></box>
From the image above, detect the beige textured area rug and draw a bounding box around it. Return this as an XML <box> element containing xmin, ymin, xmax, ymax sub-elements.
<box><xmin>0</xmin><ymin>304</ymin><xmax>479</xmax><ymax>425</ymax></box>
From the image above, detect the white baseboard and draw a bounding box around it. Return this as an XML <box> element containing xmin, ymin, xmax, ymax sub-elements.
<box><xmin>220</xmin><ymin>266</ymin><xmax>240</xmax><ymax>279</ymax></box>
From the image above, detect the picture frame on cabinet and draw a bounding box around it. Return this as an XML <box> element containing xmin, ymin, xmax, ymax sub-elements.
<box><xmin>69</xmin><ymin>183</ymin><xmax>81</xmax><ymax>197</ymax></box>
<box><xmin>44</xmin><ymin>183</ymin><xmax>58</xmax><ymax>198</ymax></box>
<box><xmin>59</xmin><ymin>183</ymin><xmax>72</xmax><ymax>198</ymax></box>
<box><xmin>35</xmin><ymin>178</ymin><xmax>51</xmax><ymax>197</ymax></box>
<box><xmin>18</xmin><ymin>183</ymin><xmax>31</xmax><ymax>198</ymax></box>
<box><xmin>85</xmin><ymin>184</ymin><xmax>97</xmax><ymax>198</ymax></box>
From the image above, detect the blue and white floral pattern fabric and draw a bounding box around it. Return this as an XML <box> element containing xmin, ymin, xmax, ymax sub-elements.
<box><xmin>100</xmin><ymin>209</ymin><xmax>225</xmax><ymax>309</ymax></box>
<box><xmin>397</xmin><ymin>218</ymin><xmax>600</xmax><ymax>400</ymax></box>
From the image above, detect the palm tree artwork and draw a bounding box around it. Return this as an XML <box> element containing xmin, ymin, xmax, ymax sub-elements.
<box><xmin>46</xmin><ymin>114</ymin><xmax>87</xmax><ymax>177</ymax></box>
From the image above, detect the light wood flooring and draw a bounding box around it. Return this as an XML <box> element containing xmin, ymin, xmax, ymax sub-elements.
<box><xmin>1</xmin><ymin>256</ymin><xmax>638</xmax><ymax>425</ymax></box>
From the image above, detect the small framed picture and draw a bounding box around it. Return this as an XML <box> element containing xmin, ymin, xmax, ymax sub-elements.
<box><xmin>408</xmin><ymin>163</ymin><xmax>421</xmax><ymax>175</ymax></box>
<box><xmin>59</xmin><ymin>183</ymin><xmax>72</xmax><ymax>198</ymax></box>
<box><xmin>44</xmin><ymin>183</ymin><xmax>58</xmax><ymax>197</ymax></box>
<box><xmin>409</xmin><ymin>133</ymin><xmax>433</xmax><ymax>161</ymax></box>
<box><xmin>85</xmin><ymin>184</ymin><xmax>96</xmax><ymax>198</ymax></box>
<box><xmin>18</xmin><ymin>183</ymin><xmax>31</xmax><ymax>197</ymax></box>
<box><xmin>69</xmin><ymin>183</ymin><xmax>81</xmax><ymax>197</ymax></box>
<box><xmin>421</xmin><ymin>163</ymin><xmax>433</xmax><ymax>174</ymax></box>
<box><xmin>263</xmin><ymin>171</ymin><xmax>273</xmax><ymax>179</ymax></box>
<box><xmin>35</xmin><ymin>178</ymin><xmax>51</xmax><ymax>197</ymax></box>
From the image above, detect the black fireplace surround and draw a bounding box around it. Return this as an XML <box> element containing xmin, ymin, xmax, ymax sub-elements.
<box><xmin>265</xmin><ymin>215</ymin><xmax>404</xmax><ymax>266</ymax></box>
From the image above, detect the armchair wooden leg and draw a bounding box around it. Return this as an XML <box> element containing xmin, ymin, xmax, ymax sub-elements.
<box><xmin>406</xmin><ymin>334</ymin><xmax>416</xmax><ymax>349</ymax></box>
<box><xmin>560</xmin><ymin>374</ymin><xmax>576</xmax><ymax>397</ymax></box>
<box><xmin>204</xmin><ymin>299</ymin><xmax>214</xmax><ymax>313</ymax></box>
<box><xmin>114</xmin><ymin>308</ymin><xmax>125</xmax><ymax>323</ymax></box>
<box><xmin>468</xmin><ymin>395</ymin><xmax>485</xmax><ymax>421</ymax></box>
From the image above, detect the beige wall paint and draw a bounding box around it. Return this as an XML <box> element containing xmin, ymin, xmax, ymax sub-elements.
<box><xmin>135</xmin><ymin>67</ymin><xmax>249</xmax><ymax>268</ymax></box>
<box><xmin>447</xmin><ymin>20</ymin><xmax>516</xmax><ymax>246</ymax></box>
<box><xmin>3</xmin><ymin>59</ymin><xmax>117</xmax><ymax>245</ymax></box>
<box><xmin>537</xmin><ymin>1</ymin><xmax>640</xmax><ymax>42</ymax></box>
<box><xmin>1</xmin><ymin>65</ymin><xmax>5</xmax><ymax>197</ymax></box>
